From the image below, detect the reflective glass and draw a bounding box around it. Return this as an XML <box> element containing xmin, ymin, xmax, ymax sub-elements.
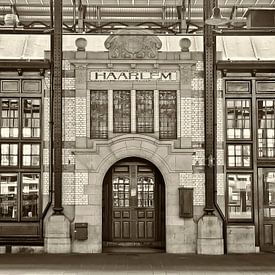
<box><xmin>227</xmin><ymin>174</ymin><xmax>252</xmax><ymax>219</ymax></box>
<box><xmin>21</xmin><ymin>174</ymin><xmax>39</xmax><ymax>219</ymax></box>
<box><xmin>0</xmin><ymin>174</ymin><xmax>17</xmax><ymax>219</ymax></box>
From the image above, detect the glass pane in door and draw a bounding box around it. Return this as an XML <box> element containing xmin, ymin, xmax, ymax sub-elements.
<box><xmin>112</xmin><ymin>176</ymin><xmax>130</xmax><ymax>207</ymax></box>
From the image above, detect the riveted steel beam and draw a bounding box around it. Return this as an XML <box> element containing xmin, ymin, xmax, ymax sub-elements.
<box><xmin>203</xmin><ymin>0</ymin><xmax>216</xmax><ymax>215</ymax></box>
<box><xmin>52</xmin><ymin>0</ymin><xmax>63</xmax><ymax>214</ymax></box>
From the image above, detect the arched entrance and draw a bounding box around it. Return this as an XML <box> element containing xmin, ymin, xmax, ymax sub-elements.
<box><xmin>102</xmin><ymin>157</ymin><xmax>165</xmax><ymax>251</ymax></box>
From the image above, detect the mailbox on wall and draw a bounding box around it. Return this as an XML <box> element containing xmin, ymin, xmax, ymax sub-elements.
<box><xmin>74</xmin><ymin>223</ymin><xmax>88</xmax><ymax>240</ymax></box>
<box><xmin>179</xmin><ymin>187</ymin><xmax>193</xmax><ymax>218</ymax></box>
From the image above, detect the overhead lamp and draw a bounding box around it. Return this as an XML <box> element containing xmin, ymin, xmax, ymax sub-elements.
<box><xmin>205</xmin><ymin>7</ymin><xmax>230</xmax><ymax>26</ymax></box>
<box><xmin>4</xmin><ymin>13</ymin><xmax>19</xmax><ymax>27</ymax></box>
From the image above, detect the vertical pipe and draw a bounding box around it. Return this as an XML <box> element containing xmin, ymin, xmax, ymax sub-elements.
<box><xmin>203</xmin><ymin>0</ymin><xmax>216</xmax><ymax>214</ymax></box>
<box><xmin>49</xmin><ymin>0</ymin><xmax>54</xmax><ymax>205</ymax></box>
<box><xmin>53</xmin><ymin>0</ymin><xmax>63</xmax><ymax>214</ymax></box>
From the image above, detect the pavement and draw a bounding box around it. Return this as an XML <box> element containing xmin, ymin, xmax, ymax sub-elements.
<box><xmin>0</xmin><ymin>252</ymin><xmax>275</xmax><ymax>275</ymax></box>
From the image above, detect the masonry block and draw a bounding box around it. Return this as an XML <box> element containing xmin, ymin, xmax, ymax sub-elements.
<box><xmin>227</xmin><ymin>225</ymin><xmax>256</xmax><ymax>253</ymax></box>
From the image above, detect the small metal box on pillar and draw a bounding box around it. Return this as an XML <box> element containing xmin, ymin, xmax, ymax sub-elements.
<box><xmin>178</xmin><ymin>187</ymin><xmax>193</xmax><ymax>218</ymax></box>
<box><xmin>74</xmin><ymin>223</ymin><xmax>88</xmax><ymax>240</ymax></box>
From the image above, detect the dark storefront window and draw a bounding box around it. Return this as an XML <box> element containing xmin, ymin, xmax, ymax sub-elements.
<box><xmin>90</xmin><ymin>90</ymin><xmax>108</xmax><ymax>139</ymax></box>
<box><xmin>136</xmin><ymin>90</ymin><xmax>154</xmax><ymax>133</ymax></box>
<box><xmin>159</xmin><ymin>90</ymin><xmax>177</xmax><ymax>139</ymax></box>
<box><xmin>113</xmin><ymin>90</ymin><xmax>131</xmax><ymax>133</ymax></box>
<box><xmin>0</xmin><ymin>79</ymin><xmax>41</xmax><ymax>221</ymax></box>
<box><xmin>227</xmin><ymin>173</ymin><xmax>252</xmax><ymax>220</ymax></box>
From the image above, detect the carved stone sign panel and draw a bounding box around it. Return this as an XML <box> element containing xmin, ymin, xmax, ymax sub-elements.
<box><xmin>104</xmin><ymin>29</ymin><xmax>162</xmax><ymax>59</ymax></box>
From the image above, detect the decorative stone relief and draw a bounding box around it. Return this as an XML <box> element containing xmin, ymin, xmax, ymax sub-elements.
<box><xmin>104</xmin><ymin>29</ymin><xmax>162</xmax><ymax>59</ymax></box>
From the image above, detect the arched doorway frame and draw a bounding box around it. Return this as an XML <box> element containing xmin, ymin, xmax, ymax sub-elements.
<box><xmin>102</xmin><ymin>156</ymin><xmax>166</xmax><ymax>250</ymax></box>
<box><xmin>93</xmin><ymin>136</ymin><xmax>172</xmax><ymax>251</ymax></box>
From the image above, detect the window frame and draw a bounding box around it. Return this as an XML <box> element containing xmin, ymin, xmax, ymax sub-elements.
<box><xmin>0</xmin><ymin>78</ymin><xmax>42</xmax><ymax>222</ymax></box>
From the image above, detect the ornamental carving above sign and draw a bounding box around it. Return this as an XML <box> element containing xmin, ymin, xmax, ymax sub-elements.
<box><xmin>104</xmin><ymin>29</ymin><xmax>162</xmax><ymax>59</ymax></box>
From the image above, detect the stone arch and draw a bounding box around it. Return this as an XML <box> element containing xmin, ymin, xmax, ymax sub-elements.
<box><xmin>94</xmin><ymin>135</ymin><xmax>174</xmax><ymax>187</ymax></box>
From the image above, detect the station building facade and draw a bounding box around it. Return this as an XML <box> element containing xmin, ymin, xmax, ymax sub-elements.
<box><xmin>0</xmin><ymin>32</ymin><xmax>274</xmax><ymax>254</ymax></box>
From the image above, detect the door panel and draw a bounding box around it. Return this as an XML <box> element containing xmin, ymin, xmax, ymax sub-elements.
<box><xmin>259</xmin><ymin>168</ymin><xmax>275</xmax><ymax>251</ymax></box>
<box><xmin>103</xmin><ymin>160</ymin><xmax>164</xmax><ymax>248</ymax></box>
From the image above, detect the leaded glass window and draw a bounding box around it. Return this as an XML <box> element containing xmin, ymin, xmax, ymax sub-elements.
<box><xmin>226</xmin><ymin>99</ymin><xmax>251</xmax><ymax>139</ymax></box>
<box><xmin>90</xmin><ymin>90</ymin><xmax>108</xmax><ymax>139</ymax></box>
<box><xmin>137</xmin><ymin>176</ymin><xmax>154</xmax><ymax>208</ymax></box>
<box><xmin>0</xmin><ymin>99</ymin><xmax>19</xmax><ymax>138</ymax></box>
<box><xmin>0</xmin><ymin>174</ymin><xmax>17</xmax><ymax>219</ymax></box>
<box><xmin>227</xmin><ymin>144</ymin><xmax>251</xmax><ymax>168</ymax></box>
<box><xmin>159</xmin><ymin>90</ymin><xmax>177</xmax><ymax>139</ymax></box>
<box><xmin>227</xmin><ymin>173</ymin><xmax>252</xmax><ymax>220</ymax></box>
<box><xmin>136</xmin><ymin>90</ymin><xmax>154</xmax><ymax>133</ymax></box>
<box><xmin>22</xmin><ymin>99</ymin><xmax>41</xmax><ymax>138</ymax></box>
<box><xmin>112</xmin><ymin>176</ymin><xmax>130</xmax><ymax>207</ymax></box>
<box><xmin>113</xmin><ymin>90</ymin><xmax>131</xmax><ymax>133</ymax></box>
<box><xmin>258</xmin><ymin>100</ymin><xmax>275</xmax><ymax>158</ymax></box>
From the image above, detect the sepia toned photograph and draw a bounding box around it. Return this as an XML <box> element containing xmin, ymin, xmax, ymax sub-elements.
<box><xmin>0</xmin><ymin>0</ymin><xmax>275</xmax><ymax>274</ymax></box>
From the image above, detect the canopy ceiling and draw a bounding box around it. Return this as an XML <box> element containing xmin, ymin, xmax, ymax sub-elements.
<box><xmin>0</xmin><ymin>0</ymin><xmax>274</xmax><ymax>34</ymax></box>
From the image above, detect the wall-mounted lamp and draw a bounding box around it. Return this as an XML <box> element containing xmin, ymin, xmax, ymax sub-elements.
<box><xmin>205</xmin><ymin>7</ymin><xmax>230</xmax><ymax>26</ymax></box>
<box><xmin>207</xmin><ymin>154</ymin><xmax>214</xmax><ymax>168</ymax></box>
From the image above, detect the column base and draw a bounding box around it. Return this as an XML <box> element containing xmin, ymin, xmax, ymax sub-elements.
<box><xmin>197</xmin><ymin>215</ymin><xmax>224</xmax><ymax>255</ymax></box>
<box><xmin>44</xmin><ymin>214</ymin><xmax>71</xmax><ymax>253</ymax></box>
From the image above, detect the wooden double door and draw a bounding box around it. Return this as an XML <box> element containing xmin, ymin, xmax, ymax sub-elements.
<box><xmin>103</xmin><ymin>159</ymin><xmax>165</xmax><ymax>248</ymax></box>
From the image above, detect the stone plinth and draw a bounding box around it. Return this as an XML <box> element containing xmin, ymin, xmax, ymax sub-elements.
<box><xmin>227</xmin><ymin>225</ymin><xmax>256</xmax><ymax>253</ymax></box>
<box><xmin>197</xmin><ymin>215</ymin><xmax>224</xmax><ymax>255</ymax></box>
<box><xmin>44</xmin><ymin>214</ymin><xmax>71</xmax><ymax>253</ymax></box>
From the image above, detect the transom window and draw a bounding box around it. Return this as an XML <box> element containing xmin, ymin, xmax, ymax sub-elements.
<box><xmin>258</xmin><ymin>100</ymin><xmax>275</xmax><ymax>158</ymax></box>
